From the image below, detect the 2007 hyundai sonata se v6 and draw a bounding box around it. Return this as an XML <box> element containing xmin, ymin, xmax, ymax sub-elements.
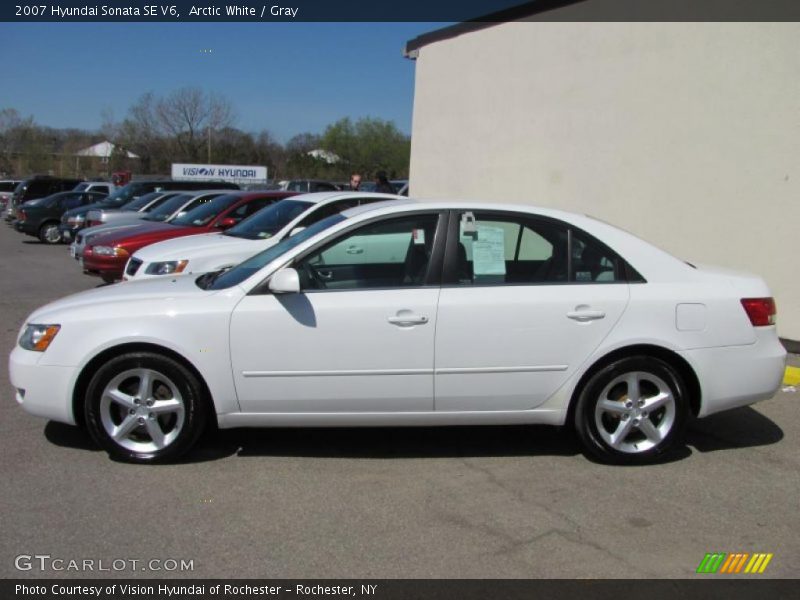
<box><xmin>9</xmin><ymin>200</ymin><xmax>786</xmax><ymax>464</ymax></box>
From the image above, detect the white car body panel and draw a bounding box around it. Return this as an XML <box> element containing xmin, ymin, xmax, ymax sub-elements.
<box><xmin>230</xmin><ymin>288</ymin><xmax>439</xmax><ymax>412</ymax></box>
<box><xmin>128</xmin><ymin>231</ymin><xmax>266</xmax><ymax>275</ymax></box>
<box><xmin>9</xmin><ymin>201</ymin><xmax>785</xmax><ymax>434</ymax></box>
<box><xmin>434</xmin><ymin>284</ymin><xmax>629</xmax><ymax>411</ymax></box>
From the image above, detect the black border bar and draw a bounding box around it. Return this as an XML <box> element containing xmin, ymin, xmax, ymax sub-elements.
<box><xmin>4</xmin><ymin>579</ymin><xmax>800</xmax><ymax>600</ymax></box>
<box><xmin>3</xmin><ymin>0</ymin><xmax>800</xmax><ymax>23</ymax></box>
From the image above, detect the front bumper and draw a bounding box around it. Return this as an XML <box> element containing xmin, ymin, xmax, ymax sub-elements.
<box><xmin>9</xmin><ymin>346</ymin><xmax>78</xmax><ymax>425</ymax></box>
<box><xmin>82</xmin><ymin>252</ymin><xmax>127</xmax><ymax>280</ymax></box>
<box><xmin>680</xmin><ymin>329</ymin><xmax>787</xmax><ymax>417</ymax></box>
<box><xmin>59</xmin><ymin>224</ymin><xmax>82</xmax><ymax>242</ymax></box>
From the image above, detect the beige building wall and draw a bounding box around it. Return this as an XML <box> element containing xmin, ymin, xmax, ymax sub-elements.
<box><xmin>409</xmin><ymin>22</ymin><xmax>799</xmax><ymax>341</ymax></box>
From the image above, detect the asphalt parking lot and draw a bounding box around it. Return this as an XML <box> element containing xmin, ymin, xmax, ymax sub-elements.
<box><xmin>1</xmin><ymin>223</ymin><xmax>798</xmax><ymax>579</ymax></box>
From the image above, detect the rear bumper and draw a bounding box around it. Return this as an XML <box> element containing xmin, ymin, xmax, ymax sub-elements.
<box><xmin>680</xmin><ymin>329</ymin><xmax>787</xmax><ymax>417</ymax></box>
<box><xmin>14</xmin><ymin>221</ymin><xmax>36</xmax><ymax>235</ymax></box>
<box><xmin>9</xmin><ymin>346</ymin><xmax>78</xmax><ymax>425</ymax></box>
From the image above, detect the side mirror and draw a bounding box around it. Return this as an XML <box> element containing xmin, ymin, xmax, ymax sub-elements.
<box><xmin>217</xmin><ymin>217</ymin><xmax>237</xmax><ymax>229</ymax></box>
<box><xmin>268</xmin><ymin>268</ymin><xmax>300</xmax><ymax>294</ymax></box>
<box><xmin>289</xmin><ymin>226</ymin><xmax>306</xmax><ymax>237</ymax></box>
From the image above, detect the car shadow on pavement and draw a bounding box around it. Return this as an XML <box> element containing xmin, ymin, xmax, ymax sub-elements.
<box><xmin>42</xmin><ymin>405</ymin><xmax>783</xmax><ymax>464</ymax></box>
<box><xmin>189</xmin><ymin>425</ymin><xmax>583</xmax><ymax>463</ymax></box>
<box><xmin>44</xmin><ymin>421</ymin><xmax>102</xmax><ymax>452</ymax></box>
<box><xmin>686</xmin><ymin>406</ymin><xmax>783</xmax><ymax>453</ymax></box>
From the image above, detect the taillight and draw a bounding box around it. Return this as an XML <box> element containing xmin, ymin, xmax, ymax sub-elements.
<box><xmin>741</xmin><ymin>297</ymin><xmax>776</xmax><ymax>327</ymax></box>
<box><xmin>18</xmin><ymin>210</ymin><xmax>26</xmax><ymax>221</ymax></box>
<box><xmin>88</xmin><ymin>220</ymin><xmax>101</xmax><ymax>227</ymax></box>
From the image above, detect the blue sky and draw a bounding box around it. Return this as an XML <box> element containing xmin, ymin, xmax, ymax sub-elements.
<box><xmin>1</xmin><ymin>22</ymin><xmax>446</xmax><ymax>141</ymax></box>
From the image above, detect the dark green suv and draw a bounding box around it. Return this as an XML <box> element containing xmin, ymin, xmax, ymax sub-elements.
<box><xmin>14</xmin><ymin>191</ymin><xmax>108</xmax><ymax>243</ymax></box>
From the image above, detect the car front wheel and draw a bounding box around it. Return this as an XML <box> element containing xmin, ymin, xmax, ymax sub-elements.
<box><xmin>39</xmin><ymin>222</ymin><xmax>61</xmax><ymax>244</ymax></box>
<box><xmin>574</xmin><ymin>356</ymin><xmax>689</xmax><ymax>465</ymax></box>
<box><xmin>84</xmin><ymin>352</ymin><xmax>208</xmax><ymax>463</ymax></box>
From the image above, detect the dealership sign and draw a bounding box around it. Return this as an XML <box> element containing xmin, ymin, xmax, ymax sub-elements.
<box><xmin>171</xmin><ymin>163</ymin><xmax>267</xmax><ymax>183</ymax></box>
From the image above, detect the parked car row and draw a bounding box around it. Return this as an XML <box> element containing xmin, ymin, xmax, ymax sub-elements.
<box><xmin>7</xmin><ymin>183</ymin><xmax>786</xmax><ymax>466</ymax></box>
<box><xmin>14</xmin><ymin>191</ymin><xmax>110</xmax><ymax>243</ymax></box>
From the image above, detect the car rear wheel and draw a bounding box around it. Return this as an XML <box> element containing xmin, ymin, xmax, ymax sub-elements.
<box><xmin>39</xmin><ymin>222</ymin><xmax>61</xmax><ymax>244</ymax></box>
<box><xmin>84</xmin><ymin>352</ymin><xmax>208</xmax><ymax>463</ymax></box>
<box><xmin>574</xmin><ymin>356</ymin><xmax>689</xmax><ymax>465</ymax></box>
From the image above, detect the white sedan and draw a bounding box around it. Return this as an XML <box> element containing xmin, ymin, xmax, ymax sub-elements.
<box><xmin>123</xmin><ymin>191</ymin><xmax>404</xmax><ymax>280</ymax></box>
<box><xmin>9</xmin><ymin>201</ymin><xmax>786</xmax><ymax>464</ymax></box>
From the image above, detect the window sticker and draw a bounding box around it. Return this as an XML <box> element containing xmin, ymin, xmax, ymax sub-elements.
<box><xmin>413</xmin><ymin>228</ymin><xmax>426</xmax><ymax>245</ymax></box>
<box><xmin>473</xmin><ymin>225</ymin><xmax>506</xmax><ymax>276</ymax></box>
<box><xmin>461</xmin><ymin>211</ymin><xmax>477</xmax><ymax>234</ymax></box>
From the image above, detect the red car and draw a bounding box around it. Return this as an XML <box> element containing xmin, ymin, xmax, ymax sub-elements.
<box><xmin>82</xmin><ymin>191</ymin><xmax>296</xmax><ymax>283</ymax></box>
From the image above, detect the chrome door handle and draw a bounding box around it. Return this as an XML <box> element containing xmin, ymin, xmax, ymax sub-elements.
<box><xmin>388</xmin><ymin>314</ymin><xmax>429</xmax><ymax>326</ymax></box>
<box><xmin>567</xmin><ymin>310</ymin><xmax>606</xmax><ymax>322</ymax></box>
<box><xmin>317</xmin><ymin>269</ymin><xmax>334</xmax><ymax>280</ymax></box>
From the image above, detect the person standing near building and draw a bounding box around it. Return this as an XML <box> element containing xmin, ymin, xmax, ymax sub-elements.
<box><xmin>374</xmin><ymin>171</ymin><xmax>394</xmax><ymax>194</ymax></box>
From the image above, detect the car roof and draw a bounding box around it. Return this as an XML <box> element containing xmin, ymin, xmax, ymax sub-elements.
<box><xmin>339</xmin><ymin>199</ymin><xmax>416</xmax><ymax>218</ymax></box>
<box><xmin>175</xmin><ymin>189</ymin><xmax>239</xmax><ymax>198</ymax></box>
<box><xmin>228</xmin><ymin>191</ymin><xmax>300</xmax><ymax>200</ymax></box>
<box><xmin>339</xmin><ymin>199</ymin><xmax>586</xmax><ymax>222</ymax></box>
<box><xmin>286</xmin><ymin>191</ymin><xmax>406</xmax><ymax>206</ymax></box>
<box><xmin>47</xmin><ymin>190</ymin><xmax>106</xmax><ymax>198</ymax></box>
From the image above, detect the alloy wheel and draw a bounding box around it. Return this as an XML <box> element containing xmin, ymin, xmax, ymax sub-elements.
<box><xmin>593</xmin><ymin>371</ymin><xmax>676</xmax><ymax>454</ymax></box>
<box><xmin>98</xmin><ymin>368</ymin><xmax>186</xmax><ymax>453</ymax></box>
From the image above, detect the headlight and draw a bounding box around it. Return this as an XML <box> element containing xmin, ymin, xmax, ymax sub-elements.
<box><xmin>93</xmin><ymin>246</ymin><xmax>129</xmax><ymax>257</ymax></box>
<box><xmin>19</xmin><ymin>324</ymin><xmax>60</xmax><ymax>352</ymax></box>
<box><xmin>145</xmin><ymin>260</ymin><xmax>188</xmax><ymax>275</ymax></box>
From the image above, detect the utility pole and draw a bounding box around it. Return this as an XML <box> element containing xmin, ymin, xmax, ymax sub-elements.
<box><xmin>207</xmin><ymin>126</ymin><xmax>211</xmax><ymax>163</ymax></box>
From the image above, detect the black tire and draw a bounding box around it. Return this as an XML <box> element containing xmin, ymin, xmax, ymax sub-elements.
<box><xmin>38</xmin><ymin>222</ymin><xmax>61</xmax><ymax>244</ymax></box>
<box><xmin>84</xmin><ymin>352</ymin><xmax>208</xmax><ymax>463</ymax></box>
<box><xmin>573</xmin><ymin>356</ymin><xmax>689</xmax><ymax>465</ymax></box>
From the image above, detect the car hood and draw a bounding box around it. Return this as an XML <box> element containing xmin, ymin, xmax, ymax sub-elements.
<box><xmin>27</xmin><ymin>275</ymin><xmax>220</xmax><ymax>322</ymax></box>
<box><xmin>63</xmin><ymin>201</ymin><xmax>114</xmax><ymax>218</ymax></box>
<box><xmin>79</xmin><ymin>221</ymin><xmax>145</xmax><ymax>240</ymax></box>
<box><xmin>87</xmin><ymin>222</ymin><xmax>193</xmax><ymax>248</ymax></box>
<box><xmin>134</xmin><ymin>232</ymin><xmax>269</xmax><ymax>262</ymax></box>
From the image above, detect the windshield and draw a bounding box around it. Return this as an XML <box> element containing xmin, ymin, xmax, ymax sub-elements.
<box><xmin>171</xmin><ymin>193</ymin><xmax>240</xmax><ymax>227</ymax></box>
<box><xmin>224</xmin><ymin>199</ymin><xmax>312</xmax><ymax>240</ymax></box>
<box><xmin>206</xmin><ymin>214</ymin><xmax>345</xmax><ymax>290</ymax></box>
<box><xmin>142</xmin><ymin>194</ymin><xmax>191</xmax><ymax>222</ymax></box>
<box><xmin>73</xmin><ymin>182</ymin><xmax>89</xmax><ymax>192</ymax></box>
<box><xmin>98</xmin><ymin>181</ymin><xmax>147</xmax><ymax>207</ymax></box>
<box><xmin>121</xmin><ymin>192</ymin><xmax>162</xmax><ymax>212</ymax></box>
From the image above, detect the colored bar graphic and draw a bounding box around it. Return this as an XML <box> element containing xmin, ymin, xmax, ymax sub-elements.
<box><xmin>733</xmin><ymin>553</ymin><xmax>749</xmax><ymax>573</ymax></box>
<box><xmin>720</xmin><ymin>554</ymin><xmax>736</xmax><ymax>573</ymax></box>
<box><xmin>697</xmin><ymin>553</ymin><xmax>727</xmax><ymax>573</ymax></box>
<box><xmin>744</xmin><ymin>553</ymin><xmax>774</xmax><ymax>574</ymax></box>
<box><xmin>697</xmin><ymin>552</ymin><xmax>773</xmax><ymax>574</ymax></box>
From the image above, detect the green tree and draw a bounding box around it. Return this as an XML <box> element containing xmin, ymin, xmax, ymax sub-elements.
<box><xmin>319</xmin><ymin>117</ymin><xmax>410</xmax><ymax>179</ymax></box>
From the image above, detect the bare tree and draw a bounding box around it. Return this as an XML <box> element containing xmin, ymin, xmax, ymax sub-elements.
<box><xmin>154</xmin><ymin>87</ymin><xmax>235</xmax><ymax>162</ymax></box>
